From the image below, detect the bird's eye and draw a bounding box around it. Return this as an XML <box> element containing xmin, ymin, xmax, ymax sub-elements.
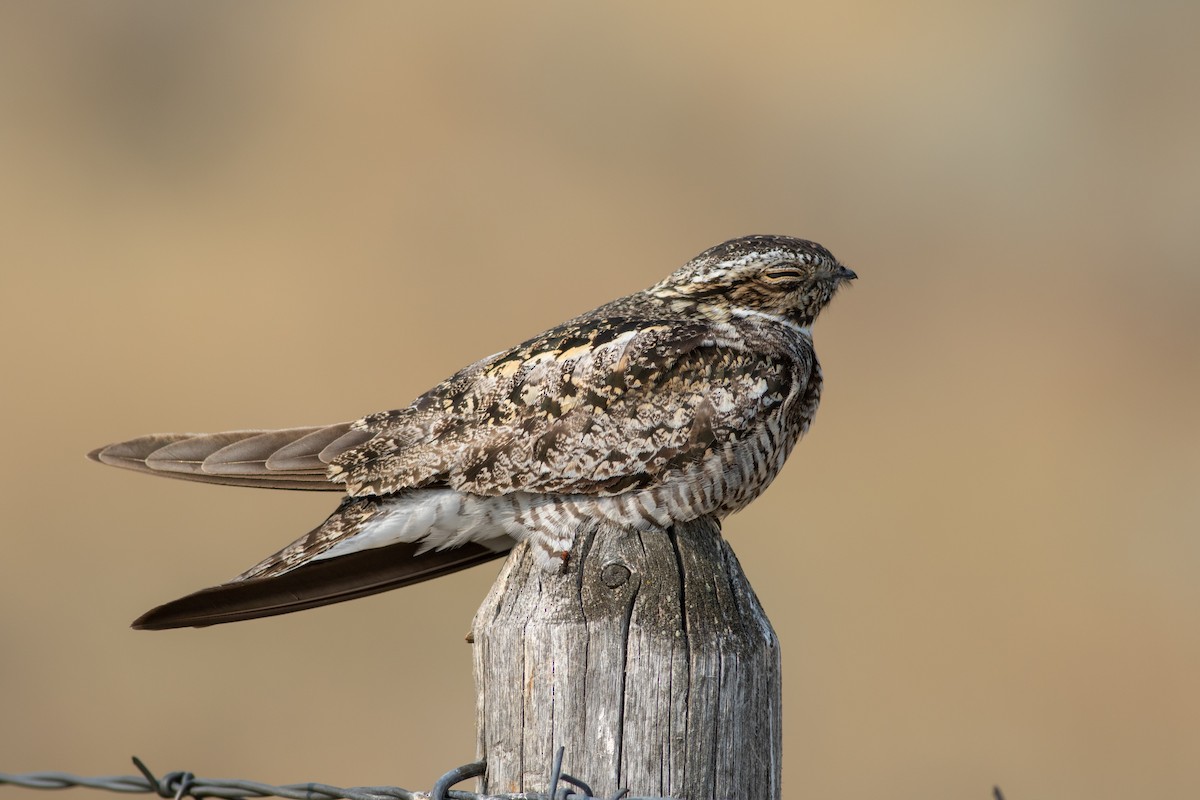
<box><xmin>763</xmin><ymin>266</ymin><xmax>806</xmax><ymax>283</ymax></box>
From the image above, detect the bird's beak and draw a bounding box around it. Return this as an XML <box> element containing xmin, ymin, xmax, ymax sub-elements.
<box><xmin>837</xmin><ymin>265</ymin><xmax>857</xmax><ymax>282</ymax></box>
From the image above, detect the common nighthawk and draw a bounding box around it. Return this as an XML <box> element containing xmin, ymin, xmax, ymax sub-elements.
<box><xmin>90</xmin><ymin>235</ymin><xmax>855</xmax><ymax>629</ymax></box>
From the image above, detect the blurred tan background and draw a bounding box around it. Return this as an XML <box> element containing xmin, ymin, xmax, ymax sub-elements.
<box><xmin>1</xmin><ymin>2</ymin><xmax>1197</xmax><ymax>798</ymax></box>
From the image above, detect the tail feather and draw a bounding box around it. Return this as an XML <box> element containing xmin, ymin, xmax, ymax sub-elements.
<box><xmin>88</xmin><ymin>423</ymin><xmax>363</xmax><ymax>491</ymax></box>
<box><xmin>267</xmin><ymin>426</ymin><xmax>372</xmax><ymax>471</ymax></box>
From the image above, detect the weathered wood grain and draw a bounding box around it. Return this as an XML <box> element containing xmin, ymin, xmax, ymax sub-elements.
<box><xmin>472</xmin><ymin>517</ymin><xmax>781</xmax><ymax>799</ymax></box>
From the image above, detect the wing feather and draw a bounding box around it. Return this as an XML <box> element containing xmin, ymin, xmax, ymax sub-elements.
<box><xmin>331</xmin><ymin>318</ymin><xmax>801</xmax><ymax>498</ymax></box>
<box><xmin>131</xmin><ymin>538</ymin><xmax>508</xmax><ymax>629</ymax></box>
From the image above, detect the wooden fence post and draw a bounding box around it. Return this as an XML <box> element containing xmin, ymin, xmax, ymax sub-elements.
<box><xmin>471</xmin><ymin>517</ymin><xmax>782</xmax><ymax>799</ymax></box>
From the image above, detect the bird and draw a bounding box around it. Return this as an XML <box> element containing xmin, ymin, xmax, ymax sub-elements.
<box><xmin>90</xmin><ymin>235</ymin><xmax>856</xmax><ymax>630</ymax></box>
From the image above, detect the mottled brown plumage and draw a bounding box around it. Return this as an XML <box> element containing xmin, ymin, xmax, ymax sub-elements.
<box><xmin>89</xmin><ymin>235</ymin><xmax>855</xmax><ymax>628</ymax></box>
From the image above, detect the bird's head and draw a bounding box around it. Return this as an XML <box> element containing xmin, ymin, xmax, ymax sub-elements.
<box><xmin>653</xmin><ymin>235</ymin><xmax>857</xmax><ymax>328</ymax></box>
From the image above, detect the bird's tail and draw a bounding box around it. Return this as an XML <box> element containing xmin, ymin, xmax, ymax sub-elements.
<box><xmin>88</xmin><ymin>423</ymin><xmax>373</xmax><ymax>491</ymax></box>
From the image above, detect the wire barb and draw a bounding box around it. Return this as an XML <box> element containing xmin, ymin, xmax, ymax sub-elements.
<box><xmin>131</xmin><ymin>757</ymin><xmax>193</xmax><ymax>800</ymax></box>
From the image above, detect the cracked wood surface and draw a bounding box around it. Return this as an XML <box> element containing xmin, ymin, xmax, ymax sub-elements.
<box><xmin>472</xmin><ymin>518</ymin><xmax>781</xmax><ymax>799</ymax></box>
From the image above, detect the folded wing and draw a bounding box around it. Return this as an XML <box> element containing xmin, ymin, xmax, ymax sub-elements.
<box><xmin>132</xmin><ymin>537</ymin><xmax>508</xmax><ymax>629</ymax></box>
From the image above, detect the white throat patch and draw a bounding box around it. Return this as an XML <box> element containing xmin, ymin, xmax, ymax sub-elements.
<box><xmin>731</xmin><ymin>307</ymin><xmax>812</xmax><ymax>337</ymax></box>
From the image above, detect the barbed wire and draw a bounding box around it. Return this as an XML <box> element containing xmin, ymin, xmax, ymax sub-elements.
<box><xmin>2</xmin><ymin>750</ymin><xmax>1011</xmax><ymax>799</ymax></box>
<box><xmin>0</xmin><ymin>749</ymin><xmax>670</xmax><ymax>800</ymax></box>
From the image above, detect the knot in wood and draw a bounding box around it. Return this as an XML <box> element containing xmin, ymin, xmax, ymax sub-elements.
<box><xmin>600</xmin><ymin>561</ymin><xmax>631</xmax><ymax>588</ymax></box>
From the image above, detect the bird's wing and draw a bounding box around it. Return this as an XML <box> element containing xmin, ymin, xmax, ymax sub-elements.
<box><xmin>132</xmin><ymin>534</ymin><xmax>509</xmax><ymax>629</ymax></box>
<box><xmin>128</xmin><ymin>474</ymin><xmax>518</xmax><ymax>629</ymax></box>
<box><xmin>88</xmin><ymin>424</ymin><xmax>373</xmax><ymax>490</ymax></box>
<box><xmin>332</xmin><ymin>318</ymin><xmax>806</xmax><ymax>497</ymax></box>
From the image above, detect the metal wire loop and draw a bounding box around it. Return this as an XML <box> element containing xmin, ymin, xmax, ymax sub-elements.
<box><xmin>429</xmin><ymin>760</ymin><xmax>485</xmax><ymax>800</ymax></box>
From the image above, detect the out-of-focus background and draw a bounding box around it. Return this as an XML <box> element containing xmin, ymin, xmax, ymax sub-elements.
<box><xmin>1</xmin><ymin>2</ymin><xmax>1197</xmax><ymax>798</ymax></box>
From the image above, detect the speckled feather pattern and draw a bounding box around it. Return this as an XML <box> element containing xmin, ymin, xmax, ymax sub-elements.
<box><xmin>90</xmin><ymin>235</ymin><xmax>855</xmax><ymax>627</ymax></box>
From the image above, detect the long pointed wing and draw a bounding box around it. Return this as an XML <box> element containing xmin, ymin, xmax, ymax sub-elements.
<box><xmin>132</xmin><ymin>538</ymin><xmax>509</xmax><ymax>629</ymax></box>
<box><xmin>88</xmin><ymin>424</ymin><xmax>372</xmax><ymax>490</ymax></box>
